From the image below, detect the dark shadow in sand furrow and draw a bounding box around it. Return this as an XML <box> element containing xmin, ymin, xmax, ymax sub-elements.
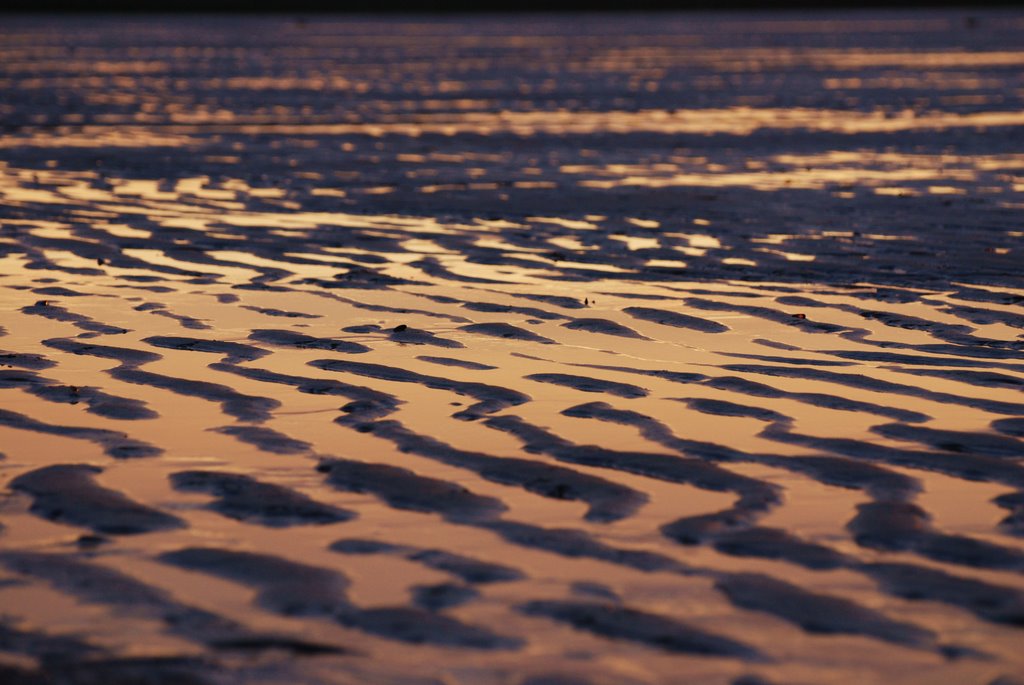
<box><xmin>336</xmin><ymin>607</ymin><xmax>522</xmax><ymax>648</ymax></box>
<box><xmin>0</xmin><ymin>620</ymin><xmax>103</xmax><ymax>662</ymax></box>
<box><xmin>318</xmin><ymin>291</ymin><xmax>472</xmax><ymax>323</ymax></box>
<box><xmin>950</xmin><ymin>287</ymin><xmax>1024</xmax><ymax>307</ymax></box>
<box><xmin>706</xmin><ymin>375</ymin><xmax>931</xmax><ymax>423</ymax></box>
<box><xmin>417</xmin><ymin>355</ymin><xmax>496</xmax><ymax>370</ymax></box>
<box><xmin>848</xmin><ymin>501</ymin><xmax>1024</xmax><ymax>571</ymax></box>
<box><xmin>871</xmin><ymin>423</ymin><xmax>1024</xmax><ymax>458</ymax></box>
<box><xmin>836</xmin><ymin>302</ymin><xmax>1024</xmax><ymax>352</ymax></box>
<box><xmin>838</xmin><ymin>330</ymin><xmax>1024</xmax><ymax>360</ymax></box>
<box><xmin>0</xmin><ymin>352</ymin><xmax>54</xmax><ymax>370</ymax></box>
<box><xmin>239</xmin><ymin>305</ymin><xmax>319</xmax><ymax>319</ymax></box>
<box><xmin>1</xmin><ymin>654</ymin><xmax>223</xmax><ymax>685</ymax></box>
<box><xmin>21</xmin><ymin>301</ymin><xmax>128</xmax><ymax>336</ymax></box>
<box><xmin>673</xmin><ymin>397</ymin><xmax>792</xmax><ymax>425</ymax></box>
<box><xmin>410</xmin><ymin>583</ymin><xmax>480</xmax><ymax>611</ymax></box>
<box><xmin>43</xmin><ymin>338</ymin><xmax>279</xmax><ymax>423</ymax></box>
<box><xmin>519</xmin><ymin>600</ymin><xmax>765</xmax><ymax>660</ymax></box>
<box><xmin>480</xmin><ymin>520</ymin><xmax>691</xmax><ymax>574</ymax></box>
<box><xmin>144</xmin><ymin>335</ymin><xmax>270</xmax><ymax>362</ymax></box>
<box><xmin>331</xmin><ymin>538</ymin><xmax>524</xmax><ymax>584</ymax></box>
<box><xmin>96</xmin><ymin>247</ymin><xmax>215</xmax><ymax>280</ymax></box>
<box><xmin>526</xmin><ymin>373</ymin><xmax>648</xmax><ymax>399</ymax></box>
<box><xmin>993</xmin><ymin>418</ymin><xmax>1024</xmax><ymax>438</ymax></box>
<box><xmin>311</xmin><ymin>358</ymin><xmax>528</xmax><ymax>420</ymax></box>
<box><xmin>823</xmin><ymin>349</ymin><xmax>1024</xmax><ymax>373</ymax></box>
<box><xmin>561</xmin><ymin>400</ymin><xmax>753</xmax><ymax>462</ymax></box>
<box><xmin>158</xmin><ymin>547</ymin><xmax>520</xmax><ymax>649</ymax></box>
<box><xmin>718</xmin><ymin>352</ymin><xmax>857</xmax><ymax>367</ymax></box>
<box><xmin>420</xmin><ymin>294</ymin><xmax>569</xmax><ymax>322</ymax></box>
<box><xmin>23</xmin><ymin>238</ymin><xmax>117</xmax><ymax>280</ymax></box>
<box><xmin>937</xmin><ymin>302</ymin><xmax>1024</xmax><ymax>331</ymax></box>
<box><xmin>722</xmin><ymin>363</ymin><xmax>1024</xmax><ymax>416</ymax></box>
<box><xmin>0</xmin><ymin>408</ymin><xmax>161</xmax><ymax>458</ymax></box>
<box><xmin>389</xmin><ymin>325</ymin><xmax>465</xmax><ymax>348</ymax></box>
<box><xmin>622</xmin><ymin>306</ymin><xmax>728</xmax><ymax>333</ymax></box>
<box><xmin>753</xmin><ymin>338</ymin><xmax>801</xmax><ymax>351</ymax></box>
<box><xmin>485</xmin><ymin>414</ymin><xmax>779</xmax><ymax>511</ymax></box>
<box><xmin>937</xmin><ymin>303</ymin><xmax>1024</xmax><ymax>331</ymax></box>
<box><xmin>555</xmin><ymin>363</ymin><xmax>701</xmax><ymax>387</ymax></box>
<box><xmin>210</xmin><ymin>425</ymin><xmax>312</xmax><ymax>455</ymax></box>
<box><xmin>763</xmin><ymin>455</ymin><xmax>920</xmax><ymax>501</ymax></box>
<box><xmin>993</xmin><ymin>491</ymin><xmax>1024</xmax><ymax>537</ymax></box>
<box><xmin>657</xmin><ymin>443</ymin><xmax>986</xmax><ymax>570</ymax></box>
<box><xmin>11</xmin><ymin>464</ymin><xmax>184</xmax><ymax>535</ymax></box>
<box><xmin>883</xmin><ymin>366</ymin><xmax>1024</xmax><ymax>390</ymax></box>
<box><xmin>660</xmin><ymin>495</ymin><xmax>850</xmax><ymax>573</ymax></box>
<box><xmin>661</xmin><ymin>511</ymin><xmax>762</xmax><ymax>546</ymax></box>
<box><xmin>146</xmin><ymin>308</ymin><xmax>211</xmax><ymax>331</ymax></box>
<box><xmin>294</xmin><ymin>272</ymin><xmax>424</xmax><ymax>291</ymax></box>
<box><xmin>247</xmin><ymin>329</ymin><xmax>370</xmax><ymax>354</ymax></box>
<box><xmin>161</xmin><ymin>548</ymin><xmax>349</xmax><ymax>616</ymax></box>
<box><xmin>0</xmin><ymin>368</ymin><xmax>156</xmax><ymax>420</ymax></box>
<box><xmin>477</xmin><ymin>497</ymin><xmax>1018</xmax><ymax>642</ymax></box>
<box><xmin>844</xmin><ymin>306</ymin><xmax>979</xmax><ymax>340</ymax></box>
<box><xmin>512</xmin><ymin>293</ymin><xmax>587</xmax><ymax>310</ymax></box>
<box><xmin>714</xmin><ymin>573</ymin><xmax>938</xmax><ymax>650</ymax></box>
<box><xmin>160</xmin><ymin>250</ymin><xmax>293</xmax><ymax>291</ymax></box>
<box><xmin>411</xmin><ymin>256</ymin><xmax>508</xmax><ymax>284</ymax></box>
<box><xmin>860</xmin><ymin>562</ymin><xmax>1024</xmax><ymax>627</ymax></box>
<box><xmin>170</xmin><ymin>470</ymin><xmax>354</xmax><ymax>527</ymax></box>
<box><xmin>761</xmin><ymin>424</ymin><xmax>1024</xmax><ymax>488</ymax></box>
<box><xmin>461</xmin><ymin>302</ymin><xmax>568</xmax><ymax>321</ymax></box>
<box><xmin>561</xmin><ymin>317</ymin><xmax>649</xmax><ymax>339</ymax></box>
<box><xmin>316</xmin><ymin>457</ymin><xmax>505</xmax><ymax>522</ymax></box>
<box><xmin>0</xmin><ymin>552</ymin><xmax>327</xmax><ymax>653</ymax></box>
<box><xmin>565</xmin><ymin>362</ymin><xmax>929</xmax><ymax>423</ymax></box>
<box><xmin>112</xmin><ymin>368</ymin><xmax>279</xmax><ymax>423</ymax></box>
<box><xmin>209</xmin><ymin>362</ymin><xmax>400</xmax><ymax>424</ymax></box>
<box><xmin>684</xmin><ymin>298</ymin><xmax>848</xmax><ymax>334</ymax></box>
<box><xmin>42</xmin><ymin>338</ymin><xmax>161</xmax><ymax>366</ymax></box>
<box><xmin>459</xmin><ymin>322</ymin><xmax>555</xmax><ymax>344</ymax></box>
<box><xmin>705</xmin><ymin>527</ymin><xmax>850</xmax><ymax>570</ymax></box>
<box><xmin>352</xmin><ymin>419</ymin><xmax>646</xmax><ymax>523</ymax></box>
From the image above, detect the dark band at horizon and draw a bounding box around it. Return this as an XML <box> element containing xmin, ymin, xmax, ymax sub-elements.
<box><xmin>4</xmin><ymin>0</ymin><xmax>1007</xmax><ymax>14</ymax></box>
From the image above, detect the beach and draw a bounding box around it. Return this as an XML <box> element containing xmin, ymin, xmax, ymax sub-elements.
<box><xmin>1</xmin><ymin>11</ymin><xmax>1023</xmax><ymax>684</ymax></box>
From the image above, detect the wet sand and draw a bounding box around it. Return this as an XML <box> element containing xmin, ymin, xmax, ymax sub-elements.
<box><xmin>1</xmin><ymin>10</ymin><xmax>1023</xmax><ymax>685</ymax></box>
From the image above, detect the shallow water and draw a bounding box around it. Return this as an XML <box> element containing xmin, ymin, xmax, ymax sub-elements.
<box><xmin>1</xmin><ymin>11</ymin><xmax>1023</xmax><ymax>685</ymax></box>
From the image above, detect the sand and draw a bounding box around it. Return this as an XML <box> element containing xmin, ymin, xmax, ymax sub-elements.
<box><xmin>0</xmin><ymin>10</ymin><xmax>1023</xmax><ymax>685</ymax></box>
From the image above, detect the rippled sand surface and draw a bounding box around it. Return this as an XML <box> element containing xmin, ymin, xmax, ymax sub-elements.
<box><xmin>1</xmin><ymin>11</ymin><xmax>1023</xmax><ymax>685</ymax></box>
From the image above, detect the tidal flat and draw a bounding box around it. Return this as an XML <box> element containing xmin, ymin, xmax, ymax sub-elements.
<box><xmin>0</xmin><ymin>11</ymin><xmax>1023</xmax><ymax>684</ymax></box>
